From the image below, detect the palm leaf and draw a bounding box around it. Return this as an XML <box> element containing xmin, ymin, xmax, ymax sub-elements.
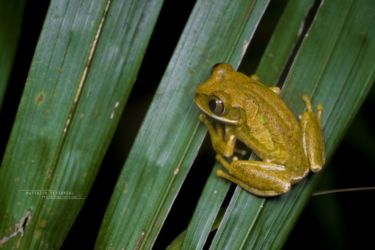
<box><xmin>211</xmin><ymin>0</ymin><xmax>375</xmax><ymax>248</ymax></box>
<box><xmin>180</xmin><ymin>0</ymin><xmax>315</xmax><ymax>248</ymax></box>
<box><xmin>0</xmin><ymin>0</ymin><xmax>163</xmax><ymax>248</ymax></box>
<box><xmin>95</xmin><ymin>0</ymin><xmax>270</xmax><ymax>249</ymax></box>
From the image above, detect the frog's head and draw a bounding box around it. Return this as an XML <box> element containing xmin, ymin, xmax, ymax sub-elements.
<box><xmin>195</xmin><ymin>64</ymin><xmax>245</xmax><ymax>125</ymax></box>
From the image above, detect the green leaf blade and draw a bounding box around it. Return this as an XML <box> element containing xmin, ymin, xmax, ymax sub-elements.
<box><xmin>183</xmin><ymin>0</ymin><xmax>315</xmax><ymax>248</ymax></box>
<box><xmin>0</xmin><ymin>0</ymin><xmax>163</xmax><ymax>248</ymax></box>
<box><xmin>180</xmin><ymin>164</ymin><xmax>230</xmax><ymax>250</ymax></box>
<box><xmin>96</xmin><ymin>0</ymin><xmax>270</xmax><ymax>249</ymax></box>
<box><xmin>210</xmin><ymin>0</ymin><xmax>375</xmax><ymax>249</ymax></box>
<box><xmin>256</xmin><ymin>0</ymin><xmax>315</xmax><ymax>83</ymax></box>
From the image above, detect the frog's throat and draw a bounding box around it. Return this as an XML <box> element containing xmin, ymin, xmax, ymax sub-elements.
<box><xmin>197</xmin><ymin>106</ymin><xmax>240</xmax><ymax>125</ymax></box>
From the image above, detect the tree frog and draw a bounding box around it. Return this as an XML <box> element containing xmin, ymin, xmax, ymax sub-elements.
<box><xmin>195</xmin><ymin>64</ymin><xmax>325</xmax><ymax>196</ymax></box>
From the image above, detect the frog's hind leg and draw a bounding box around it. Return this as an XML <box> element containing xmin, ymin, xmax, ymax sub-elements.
<box><xmin>300</xmin><ymin>95</ymin><xmax>325</xmax><ymax>172</ymax></box>
<box><xmin>216</xmin><ymin>155</ymin><xmax>291</xmax><ymax>197</ymax></box>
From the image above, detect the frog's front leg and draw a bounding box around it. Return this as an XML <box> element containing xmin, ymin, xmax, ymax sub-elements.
<box><xmin>200</xmin><ymin>114</ymin><xmax>236</xmax><ymax>158</ymax></box>
<box><xmin>300</xmin><ymin>95</ymin><xmax>325</xmax><ymax>172</ymax></box>
<box><xmin>216</xmin><ymin>155</ymin><xmax>291</xmax><ymax>197</ymax></box>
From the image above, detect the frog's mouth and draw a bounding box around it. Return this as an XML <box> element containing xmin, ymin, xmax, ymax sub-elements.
<box><xmin>195</xmin><ymin>95</ymin><xmax>241</xmax><ymax>125</ymax></box>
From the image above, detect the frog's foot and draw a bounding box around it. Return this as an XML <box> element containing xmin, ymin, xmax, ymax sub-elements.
<box><xmin>302</xmin><ymin>95</ymin><xmax>323</xmax><ymax>122</ymax></box>
<box><xmin>316</xmin><ymin>104</ymin><xmax>323</xmax><ymax>122</ymax></box>
<box><xmin>200</xmin><ymin>114</ymin><xmax>236</xmax><ymax>157</ymax></box>
<box><xmin>300</xmin><ymin>95</ymin><xmax>325</xmax><ymax>172</ymax></box>
<box><xmin>199</xmin><ymin>113</ymin><xmax>225</xmax><ymax>138</ymax></box>
<box><xmin>269</xmin><ymin>86</ymin><xmax>281</xmax><ymax>95</ymax></box>
<box><xmin>302</xmin><ymin>95</ymin><xmax>313</xmax><ymax>111</ymax></box>
<box><xmin>216</xmin><ymin>155</ymin><xmax>291</xmax><ymax>197</ymax></box>
<box><xmin>199</xmin><ymin>113</ymin><xmax>211</xmax><ymax>127</ymax></box>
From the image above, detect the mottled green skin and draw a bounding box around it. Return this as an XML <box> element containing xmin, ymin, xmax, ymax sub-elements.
<box><xmin>195</xmin><ymin>64</ymin><xmax>325</xmax><ymax>196</ymax></box>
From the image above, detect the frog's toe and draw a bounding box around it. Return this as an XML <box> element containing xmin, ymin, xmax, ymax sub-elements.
<box><xmin>317</xmin><ymin>104</ymin><xmax>323</xmax><ymax>121</ymax></box>
<box><xmin>269</xmin><ymin>86</ymin><xmax>281</xmax><ymax>95</ymax></box>
<box><xmin>199</xmin><ymin>113</ymin><xmax>209</xmax><ymax>123</ymax></box>
<box><xmin>302</xmin><ymin>95</ymin><xmax>313</xmax><ymax>111</ymax></box>
<box><xmin>310</xmin><ymin>164</ymin><xmax>322</xmax><ymax>172</ymax></box>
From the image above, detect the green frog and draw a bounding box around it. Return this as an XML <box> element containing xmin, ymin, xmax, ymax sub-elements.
<box><xmin>195</xmin><ymin>64</ymin><xmax>325</xmax><ymax>196</ymax></box>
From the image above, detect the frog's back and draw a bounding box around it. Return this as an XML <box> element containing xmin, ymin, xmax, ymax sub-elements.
<box><xmin>236</xmin><ymin>79</ymin><xmax>309</xmax><ymax>177</ymax></box>
<box><xmin>239</xmin><ymin>79</ymin><xmax>300</xmax><ymax>135</ymax></box>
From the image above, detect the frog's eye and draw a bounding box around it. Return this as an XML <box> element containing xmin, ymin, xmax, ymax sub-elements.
<box><xmin>208</xmin><ymin>96</ymin><xmax>225</xmax><ymax>115</ymax></box>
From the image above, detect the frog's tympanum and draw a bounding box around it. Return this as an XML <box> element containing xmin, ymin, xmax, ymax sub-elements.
<box><xmin>195</xmin><ymin>64</ymin><xmax>325</xmax><ymax>196</ymax></box>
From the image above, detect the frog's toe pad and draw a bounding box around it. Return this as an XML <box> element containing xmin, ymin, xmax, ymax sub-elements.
<box><xmin>310</xmin><ymin>164</ymin><xmax>322</xmax><ymax>172</ymax></box>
